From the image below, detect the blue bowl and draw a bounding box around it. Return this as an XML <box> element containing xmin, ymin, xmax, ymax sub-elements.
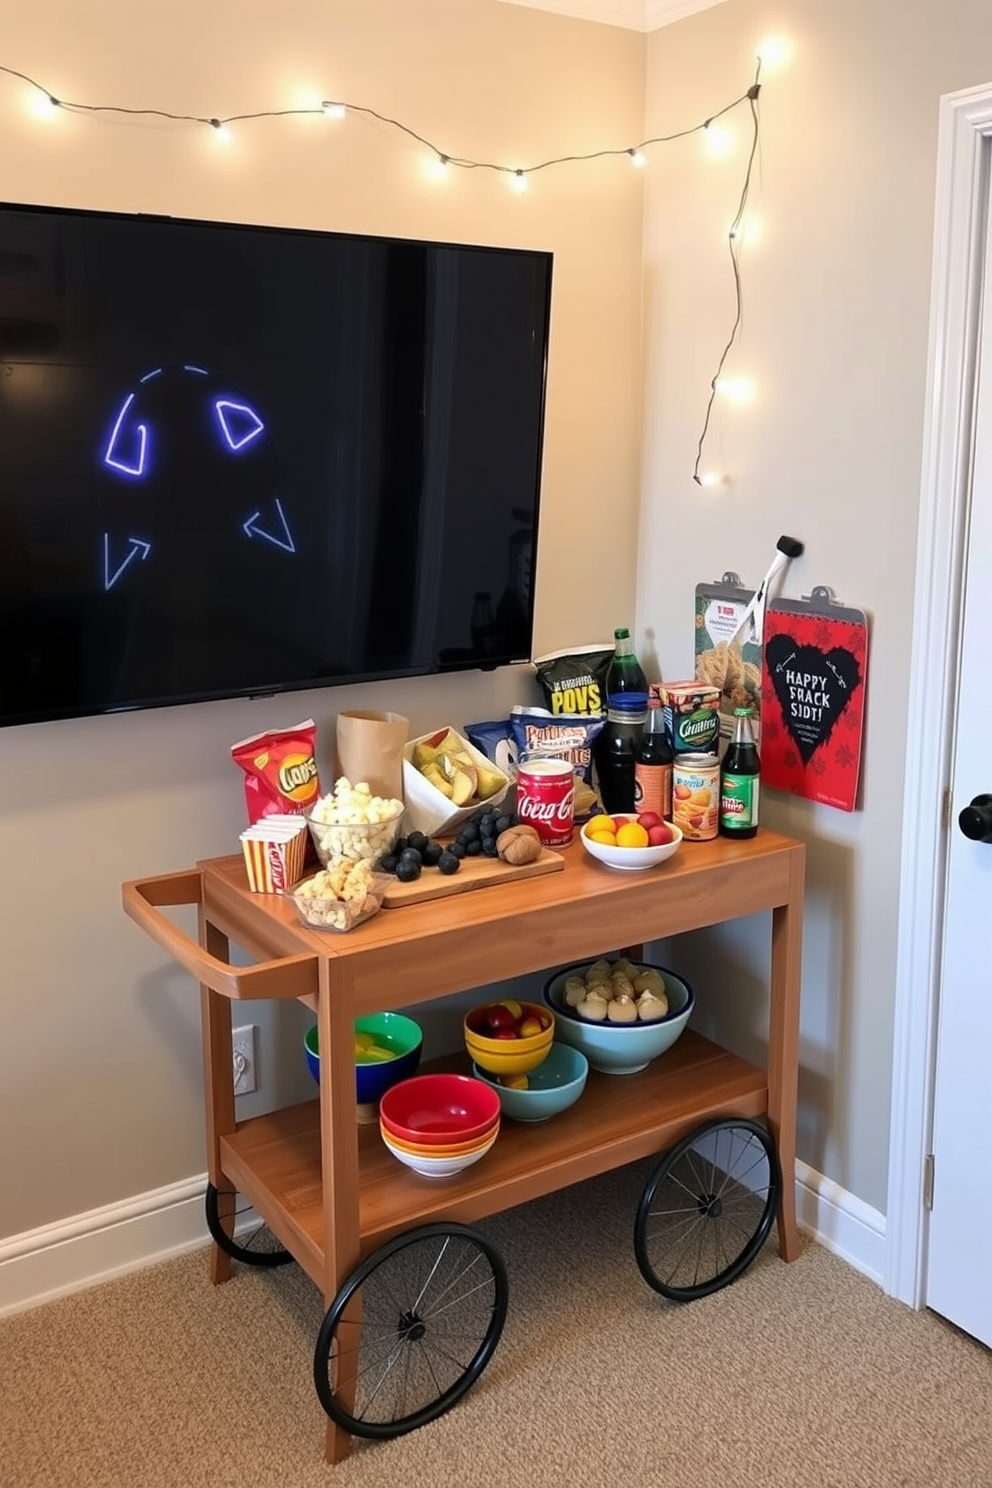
<box><xmin>472</xmin><ymin>1041</ymin><xmax>588</xmax><ymax>1122</ymax></box>
<box><xmin>543</xmin><ymin>961</ymin><xmax>694</xmax><ymax>1075</ymax></box>
<box><xmin>304</xmin><ymin>1012</ymin><xmax>423</xmax><ymax>1106</ymax></box>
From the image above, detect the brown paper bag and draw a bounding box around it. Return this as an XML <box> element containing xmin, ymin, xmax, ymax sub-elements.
<box><xmin>335</xmin><ymin>711</ymin><xmax>409</xmax><ymax>802</ymax></box>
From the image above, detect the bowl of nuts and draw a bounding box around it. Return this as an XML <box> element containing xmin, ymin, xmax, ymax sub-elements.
<box><xmin>543</xmin><ymin>957</ymin><xmax>694</xmax><ymax>1075</ymax></box>
<box><xmin>291</xmin><ymin>860</ymin><xmax>390</xmax><ymax>932</ymax></box>
<box><xmin>306</xmin><ymin>777</ymin><xmax>404</xmax><ymax>870</ymax></box>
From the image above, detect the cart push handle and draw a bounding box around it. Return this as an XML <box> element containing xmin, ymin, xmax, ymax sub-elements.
<box><xmin>122</xmin><ymin>869</ymin><xmax>319</xmax><ymax>1002</ymax></box>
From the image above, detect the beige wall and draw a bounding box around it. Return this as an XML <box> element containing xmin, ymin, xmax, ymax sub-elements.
<box><xmin>0</xmin><ymin>0</ymin><xmax>645</xmax><ymax>1238</ymax></box>
<box><xmin>639</xmin><ymin>0</ymin><xmax>992</xmax><ymax>1211</ymax></box>
<box><xmin>7</xmin><ymin>0</ymin><xmax>988</xmax><ymax>1250</ymax></box>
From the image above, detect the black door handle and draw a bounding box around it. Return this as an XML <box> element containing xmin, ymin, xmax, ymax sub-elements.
<box><xmin>958</xmin><ymin>793</ymin><xmax>992</xmax><ymax>843</ymax></box>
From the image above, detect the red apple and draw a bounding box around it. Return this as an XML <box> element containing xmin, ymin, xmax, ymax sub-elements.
<box><xmin>494</xmin><ymin>1028</ymin><xmax>518</xmax><ymax>1040</ymax></box>
<box><xmin>647</xmin><ymin>823</ymin><xmax>674</xmax><ymax>846</ymax></box>
<box><xmin>637</xmin><ymin>811</ymin><xmax>663</xmax><ymax>830</ymax></box>
<box><xmin>484</xmin><ymin>1004</ymin><xmax>516</xmax><ymax>1034</ymax></box>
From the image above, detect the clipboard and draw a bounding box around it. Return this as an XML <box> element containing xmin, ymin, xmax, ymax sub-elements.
<box><xmin>760</xmin><ymin>586</ymin><xmax>869</xmax><ymax>812</ymax></box>
<box><xmin>694</xmin><ymin>571</ymin><xmax>762</xmax><ymax>738</ymax></box>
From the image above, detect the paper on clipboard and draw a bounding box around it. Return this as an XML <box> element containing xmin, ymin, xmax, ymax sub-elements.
<box><xmin>694</xmin><ymin>572</ymin><xmax>763</xmax><ymax>737</ymax></box>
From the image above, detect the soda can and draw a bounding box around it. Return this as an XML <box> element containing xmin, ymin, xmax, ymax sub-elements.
<box><xmin>515</xmin><ymin>754</ymin><xmax>575</xmax><ymax>848</ymax></box>
<box><xmin>672</xmin><ymin>753</ymin><xmax>720</xmax><ymax>841</ymax></box>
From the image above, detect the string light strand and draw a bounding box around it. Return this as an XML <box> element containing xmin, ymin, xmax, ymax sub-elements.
<box><xmin>692</xmin><ymin>71</ymin><xmax>762</xmax><ymax>485</ymax></box>
<box><xmin>2</xmin><ymin>59</ymin><xmax>763</xmax><ymax>484</ymax></box>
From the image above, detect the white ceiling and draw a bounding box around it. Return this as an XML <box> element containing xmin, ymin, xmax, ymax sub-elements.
<box><xmin>490</xmin><ymin>0</ymin><xmax>729</xmax><ymax>32</ymax></box>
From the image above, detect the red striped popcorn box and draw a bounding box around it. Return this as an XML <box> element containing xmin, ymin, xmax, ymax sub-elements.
<box><xmin>240</xmin><ymin>821</ymin><xmax>308</xmax><ymax>893</ymax></box>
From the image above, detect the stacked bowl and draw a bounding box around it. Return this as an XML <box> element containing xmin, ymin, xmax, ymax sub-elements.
<box><xmin>378</xmin><ymin>1073</ymin><xmax>501</xmax><ymax>1178</ymax></box>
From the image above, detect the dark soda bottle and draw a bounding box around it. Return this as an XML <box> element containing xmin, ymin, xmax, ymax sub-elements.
<box><xmin>594</xmin><ymin>701</ymin><xmax>644</xmax><ymax>814</ymax></box>
<box><xmin>634</xmin><ymin>701</ymin><xmax>673</xmax><ymax>820</ymax></box>
<box><xmin>606</xmin><ymin>627</ymin><xmax>648</xmax><ymax>709</ymax></box>
<box><xmin>719</xmin><ymin>707</ymin><xmax>760</xmax><ymax>839</ymax></box>
<box><xmin>595</xmin><ymin>628</ymin><xmax>649</xmax><ymax>814</ymax></box>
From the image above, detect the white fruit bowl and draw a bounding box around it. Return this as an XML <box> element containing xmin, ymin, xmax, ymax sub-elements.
<box><xmin>580</xmin><ymin>816</ymin><xmax>683</xmax><ymax>872</ymax></box>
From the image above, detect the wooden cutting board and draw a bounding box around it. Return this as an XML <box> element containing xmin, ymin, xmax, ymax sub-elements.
<box><xmin>382</xmin><ymin>845</ymin><xmax>564</xmax><ymax>907</ymax></box>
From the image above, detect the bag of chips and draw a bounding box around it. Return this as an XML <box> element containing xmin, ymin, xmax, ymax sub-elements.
<box><xmin>532</xmin><ymin>643</ymin><xmax>613</xmax><ymax>716</ymax></box>
<box><xmin>508</xmin><ymin>705</ymin><xmax>605</xmax><ymax>821</ymax></box>
<box><xmin>231</xmin><ymin>719</ymin><xmax>322</xmax><ymax>826</ymax></box>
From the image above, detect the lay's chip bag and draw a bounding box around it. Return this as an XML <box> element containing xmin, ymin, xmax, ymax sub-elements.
<box><xmin>231</xmin><ymin>719</ymin><xmax>322</xmax><ymax>827</ymax></box>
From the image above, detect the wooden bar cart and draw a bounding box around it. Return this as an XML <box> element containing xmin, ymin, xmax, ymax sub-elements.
<box><xmin>122</xmin><ymin>828</ymin><xmax>804</xmax><ymax>1467</ymax></box>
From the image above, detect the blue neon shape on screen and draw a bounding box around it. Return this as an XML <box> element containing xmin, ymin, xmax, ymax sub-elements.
<box><xmin>243</xmin><ymin>498</ymin><xmax>295</xmax><ymax>553</ymax></box>
<box><xmin>214</xmin><ymin>399</ymin><xmax>264</xmax><ymax>452</ymax></box>
<box><xmin>104</xmin><ymin>533</ymin><xmax>152</xmax><ymax>590</ymax></box>
<box><xmin>184</xmin><ymin>365</ymin><xmax>208</xmax><ymax>375</ymax></box>
<box><xmin>139</xmin><ymin>367</ymin><xmax>163</xmax><ymax>384</ymax></box>
<box><xmin>104</xmin><ymin>393</ymin><xmax>148</xmax><ymax>477</ymax></box>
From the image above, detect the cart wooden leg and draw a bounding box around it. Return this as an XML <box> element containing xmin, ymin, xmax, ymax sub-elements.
<box><xmin>199</xmin><ymin>913</ymin><xmax>236</xmax><ymax>1285</ymax></box>
<box><xmin>316</xmin><ymin>960</ymin><xmax>363</xmax><ymax>1465</ymax></box>
<box><xmin>767</xmin><ymin>847</ymin><xmax>805</xmax><ymax>1262</ymax></box>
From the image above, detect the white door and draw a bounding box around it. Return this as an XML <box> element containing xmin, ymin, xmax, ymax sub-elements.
<box><xmin>925</xmin><ymin>183</ymin><xmax>992</xmax><ymax>1348</ymax></box>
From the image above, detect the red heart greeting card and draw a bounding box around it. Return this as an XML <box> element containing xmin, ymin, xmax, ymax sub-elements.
<box><xmin>760</xmin><ymin>590</ymin><xmax>868</xmax><ymax>812</ymax></box>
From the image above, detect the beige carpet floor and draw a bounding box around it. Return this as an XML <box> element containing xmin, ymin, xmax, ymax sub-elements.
<box><xmin>2</xmin><ymin>1157</ymin><xmax>990</xmax><ymax>1488</ymax></box>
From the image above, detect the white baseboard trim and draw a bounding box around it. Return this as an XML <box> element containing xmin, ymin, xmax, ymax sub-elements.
<box><xmin>796</xmin><ymin>1159</ymin><xmax>887</xmax><ymax>1287</ymax></box>
<box><xmin>1</xmin><ymin>1161</ymin><xmax>887</xmax><ymax>1319</ymax></box>
<box><xmin>0</xmin><ymin>1175</ymin><xmax>213</xmax><ymax>1319</ymax></box>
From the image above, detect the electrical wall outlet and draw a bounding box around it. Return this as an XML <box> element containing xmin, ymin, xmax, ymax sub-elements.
<box><xmin>232</xmin><ymin>1024</ymin><xmax>258</xmax><ymax>1095</ymax></box>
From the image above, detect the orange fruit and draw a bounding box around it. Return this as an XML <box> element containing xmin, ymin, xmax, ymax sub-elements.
<box><xmin>585</xmin><ymin>814</ymin><xmax>617</xmax><ymax>837</ymax></box>
<box><xmin>615</xmin><ymin>821</ymin><xmax>650</xmax><ymax>849</ymax></box>
<box><xmin>589</xmin><ymin>829</ymin><xmax>617</xmax><ymax>845</ymax></box>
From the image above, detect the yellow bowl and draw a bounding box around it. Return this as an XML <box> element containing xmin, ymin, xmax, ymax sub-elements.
<box><xmin>379</xmin><ymin>1123</ymin><xmax>500</xmax><ymax>1159</ymax></box>
<box><xmin>463</xmin><ymin>1000</ymin><xmax>555</xmax><ymax>1077</ymax></box>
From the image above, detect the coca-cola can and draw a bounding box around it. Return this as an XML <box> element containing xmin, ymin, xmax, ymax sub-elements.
<box><xmin>515</xmin><ymin>754</ymin><xmax>575</xmax><ymax>848</ymax></box>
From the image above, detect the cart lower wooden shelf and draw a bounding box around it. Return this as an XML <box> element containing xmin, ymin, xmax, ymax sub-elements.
<box><xmin>221</xmin><ymin>1032</ymin><xmax>767</xmax><ymax>1288</ymax></box>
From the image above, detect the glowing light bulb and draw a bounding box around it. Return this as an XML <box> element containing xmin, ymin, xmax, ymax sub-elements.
<box><xmin>322</xmin><ymin>101</ymin><xmax>346</xmax><ymax>119</ymax></box>
<box><xmin>756</xmin><ymin>36</ymin><xmax>792</xmax><ymax>72</ymax></box>
<box><xmin>730</xmin><ymin>216</ymin><xmax>762</xmax><ymax>247</ymax></box>
<box><xmin>427</xmin><ymin>155</ymin><xmax>449</xmax><ymax>182</ymax></box>
<box><xmin>511</xmin><ymin>170</ymin><xmax>528</xmax><ymax>194</ymax></box>
<box><xmin>715</xmin><ymin>375</ymin><xmax>755</xmax><ymax>405</ymax></box>
<box><xmin>628</xmin><ymin>148</ymin><xmax>645</xmax><ymax>168</ymax></box>
<box><xmin>704</xmin><ymin>122</ymin><xmax>733</xmax><ymax>158</ymax></box>
<box><xmin>29</xmin><ymin>90</ymin><xmax>60</xmax><ymax>120</ymax></box>
<box><xmin>697</xmin><ymin>471</ymin><xmax>727</xmax><ymax>488</ymax></box>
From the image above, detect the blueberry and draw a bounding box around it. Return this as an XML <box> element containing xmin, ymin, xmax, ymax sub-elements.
<box><xmin>395</xmin><ymin>858</ymin><xmax>422</xmax><ymax>882</ymax></box>
<box><xmin>437</xmin><ymin>850</ymin><xmax>460</xmax><ymax>875</ymax></box>
<box><xmin>407</xmin><ymin>831</ymin><xmax>429</xmax><ymax>854</ymax></box>
<box><xmin>465</xmin><ymin>839</ymin><xmax>483</xmax><ymax>856</ymax></box>
<box><xmin>495</xmin><ymin>815</ymin><xmax>514</xmax><ymax>835</ymax></box>
<box><xmin>448</xmin><ymin>841</ymin><xmax>467</xmax><ymax>859</ymax></box>
<box><xmin>400</xmin><ymin>847</ymin><xmax>423</xmax><ymax>866</ymax></box>
<box><xmin>422</xmin><ymin>840</ymin><xmax>443</xmax><ymax>867</ymax></box>
<box><xmin>379</xmin><ymin>853</ymin><xmax>400</xmax><ymax>874</ymax></box>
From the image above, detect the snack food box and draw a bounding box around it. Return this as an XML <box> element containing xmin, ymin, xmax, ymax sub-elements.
<box><xmin>651</xmin><ymin>681</ymin><xmax>722</xmax><ymax>757</ymax></box>
<box><xmin>240</xmin><ymin>818</ymin><xmax>308</xmax><ymax>893</ymax></box>
<box><xmin>402</xmin><ymin>726</ymin><xmax>512</xmax><ymax>838</ymax></box>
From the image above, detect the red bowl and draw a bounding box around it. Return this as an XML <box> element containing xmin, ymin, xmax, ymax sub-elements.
<box><xmin>379</xmin><ymin>1073</ymin><xmax>501</xmax><ymax>1145</ymax></box>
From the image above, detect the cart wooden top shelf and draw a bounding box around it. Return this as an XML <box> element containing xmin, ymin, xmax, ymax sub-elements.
<box><xmin>122</xmin><ymin>827</ymin><xmax>805</xmax><ymax>1466</ymax></box>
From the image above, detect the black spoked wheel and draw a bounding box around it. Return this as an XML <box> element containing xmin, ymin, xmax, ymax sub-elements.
<box><xmin>634</xmin><ymin>1117</ymin><xmax>781</xmax><ymax>1301</ymax></box>
<box><xmin>313</xmin><ymin>1223</ymin><xmax>509</xmax><ymax>1440</ymax></box>
<box><xmin>204</xmin><ymin>1182</ymin><xmax>293</xmax><ymax>1268</ymax></box>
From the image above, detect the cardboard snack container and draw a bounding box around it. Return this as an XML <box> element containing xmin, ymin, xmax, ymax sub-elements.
<box><xmin>402</xmin><ymin>727</ymin><xmax>512</xmax><ymax>838</ymax></box>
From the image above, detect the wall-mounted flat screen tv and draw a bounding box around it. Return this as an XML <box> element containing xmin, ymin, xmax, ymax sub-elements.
<box><xmin>0</xmin><ymin>201</ymin><xmax>553</xmax><ymax>728</ymax></box>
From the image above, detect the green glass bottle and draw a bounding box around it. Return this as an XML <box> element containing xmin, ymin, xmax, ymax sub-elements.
<box><xmin>719</xmin><ymin>707</ymin><xmax>760</xmax><ymax>839</ymax></box>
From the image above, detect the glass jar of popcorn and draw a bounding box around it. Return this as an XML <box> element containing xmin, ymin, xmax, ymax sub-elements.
<box><xmin>306</xmin><ymin>777</ymin><xmax>405</xmax><ymax>869</ymax></box>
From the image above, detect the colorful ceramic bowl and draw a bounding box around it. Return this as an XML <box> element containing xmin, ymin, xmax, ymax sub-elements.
<box><xmin>378</xmin><ymin>1073</ymin><xmax>501</xmax><ymax>1145</ymax></box>
<box><xmin>463</xmin><ymin>1000</ymin><xmax>555</xmax><ymax>1078</ymax></box>
<box><xmin>304</xmin><ymin>1012</ymin><xmax>423</xmax><ymax>1105</ymax></box>
<box><xmin>580</xmin><ymin>816</ymin><xmax>683</xmax><ymax>872</ymax></box>
<box><xmin>543</xmin><ymin>961</ymin><xmax>694</xmax><ymax>1075</ymax></box>
<box><xmin>471</xmin><ymin>1041</ymin><xmax>588</xmax><ymax>1122</ymax></box>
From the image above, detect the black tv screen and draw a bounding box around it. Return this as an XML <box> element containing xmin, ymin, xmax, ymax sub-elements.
<box><xmin>0</xmin><ymin>201</ymin><xmax>553</xmax><ymax>728</ymax></box>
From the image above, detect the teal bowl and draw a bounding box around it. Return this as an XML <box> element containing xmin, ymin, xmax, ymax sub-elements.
<box><xmin>304</xmin><ymin>1012</ymin><xmax>423</xmax><ymax>1105</ymax></box>
<box><xmin>543</xmin><ymin>962</ymin><xmax>694</xmax><ymax>1075</ymax></box>
<box><xmin>472</xmin><ymin>1041</ymin><xmax>588</xmax><ymax>1122</ymax></box>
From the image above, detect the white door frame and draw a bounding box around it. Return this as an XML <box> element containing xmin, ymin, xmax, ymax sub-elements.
<box><xmin>886</xmin><ymin>83</ymin><xmax>992</xmax><ymax>1306</ymax></box>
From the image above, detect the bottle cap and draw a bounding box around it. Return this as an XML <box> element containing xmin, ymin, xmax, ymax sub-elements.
<box><xmin>614</xmin><ymin>627</ymin><xmax>630</xmax><ymax>640</ymax></box>
<box><xmin>733</xmin><ymin>706</ymin><xmax>754</xmax><ymax>716</ymax></box>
